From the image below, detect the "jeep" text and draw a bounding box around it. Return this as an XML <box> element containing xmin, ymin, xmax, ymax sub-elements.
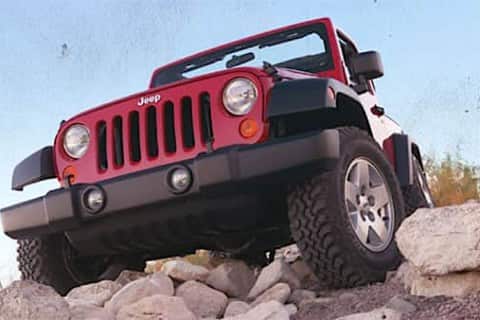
<box><xmin>137</xmin><ymin>94</ymin><xmax>161</xmax><ymax>106</ymax></box>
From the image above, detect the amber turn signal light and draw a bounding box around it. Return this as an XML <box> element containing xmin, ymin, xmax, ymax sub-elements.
<box><xmin>62</xmin><ymin>165</ymin><xmax>78</xmax><ymax>185</ymax></box>
<box><xmin>239</xmin><ymin>118</ymin><xmax>259</xmax><ymax>138</ymax></box>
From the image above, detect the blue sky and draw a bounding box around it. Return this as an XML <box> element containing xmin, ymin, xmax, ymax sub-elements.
<box><xmin>0</xmin><ymin>0</ymin><xmax>479</xmax><ymax>284</ymax></box>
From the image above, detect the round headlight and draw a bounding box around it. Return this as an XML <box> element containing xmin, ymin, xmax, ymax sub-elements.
<box><xmin>222</xmin><ymin>78</ymin><xmax>258</xmax><ymax>116</ymax></box>
<box><xmin>63</xmin><ymin>124</ymin><xmax>90</xmax><ymax>159</ymax></box>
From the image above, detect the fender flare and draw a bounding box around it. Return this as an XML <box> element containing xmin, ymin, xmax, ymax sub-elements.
<box><xmin>383</xmin><ymin>133</ymin><xmax>423</xmax><ymax>187</ymax></box>
<box><xmin>266</xmin><ymin>78</ymin><xmax>362</xmax><ymax>118</ymax></box>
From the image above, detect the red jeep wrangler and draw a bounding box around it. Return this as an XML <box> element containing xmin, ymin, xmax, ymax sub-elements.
<box><xmin>2</xmin><ymin>18</ymin><xmax>433</xmax><ymax>294</ymax></box>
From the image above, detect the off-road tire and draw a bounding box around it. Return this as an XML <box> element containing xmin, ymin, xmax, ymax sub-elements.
<box><xmin>403</xmin><ymin>157</ymin><xmax>434</xmax><ymax>215</ymax></box>
<box><xmin>288</xmin><ymin>127</ymin><xmax>406</xmax><ymax>288</ymax></box>
<box><xmin>18</xmin><ymin>234</ymin><xmax>144</xmax><ymax>295</ymax></box>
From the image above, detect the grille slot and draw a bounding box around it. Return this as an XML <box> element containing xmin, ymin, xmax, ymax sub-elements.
<box><xmin>163</xmin><ymin>101</ymin><xmax>176</xmax><ymax>153</ymax></box>
<box><xmin>200</xmin><ymin>93</ymin><xmax>214</xmax><ymax>148</ymax></box>
<box><xmin>181</xmin><ymin>97</ymin><xmax>195</xmax><ymax>148</ymax></box>
<box><xmin>97</xmin><ymin>121</ymin><xmax>108</xmax><ymax>170</ymax></box>
<box><xmin>129</xmin><ymin>111</ymin><xmax>141</xmax><ymax>162</ymax></box>
<box><xmin>146</xmin><ymin>106</ymin><xmax>159</xmax><ymax>158</ymax></box>
<box><xmin>113</xmin><ymin>116</ymin><xmax>124</xmax><ymax>166</ymax></box>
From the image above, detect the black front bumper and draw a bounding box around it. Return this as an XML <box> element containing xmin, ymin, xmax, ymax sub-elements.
<box><xmin>1</xmin><ymin>130</ymin><xmax>340</xmax><ymax>247</ymax></box>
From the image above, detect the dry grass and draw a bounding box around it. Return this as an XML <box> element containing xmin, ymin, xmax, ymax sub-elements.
<box><xmin>424</xmin><ymin>154</ymin><xmax>479</xmax><ymax>206</ymax></box>
<box><xmin>145</xmin><ymin>250</ymin><xmax>226</xmax><ymax>273</ymax></box>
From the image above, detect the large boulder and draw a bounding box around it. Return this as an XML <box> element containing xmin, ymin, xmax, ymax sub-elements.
<box><xmin>224</xmin><ymin>301</ymin><xmax>289</xmax><ymax>320</ymax></box>
<box><xmin>396</xmin><ymin>203</ymin><xmax>480</xmax><ymax>275</ymax></box>
<box><xmin>161</xmin><ymin>260</ymin><xmax>210</xmax><ymax>282</ymax></box>
<box><xmin>116</xmin><ymin>295</ymin><xmax>196</xmax><ymax>320</ymax></box>
<box><xmin>206</xmin><ymin>261</ymin><xmax>255</xmax><ymax>299</ymax></box>
<box><xmin>394</xmin><ymin>261</ymin><xmax>480</xmax><ymax>297</ymax></box>
<box><xmin>66</xmin><ymin>280</ymin><xmax>121</xmax><ymax>307</ymax></box>
<box><xmin>175</xmin><ymin>280</ymin><xmax>228</xmax><ymax>318</ymax></box>
<box><xmin>409</xmin><ymin>270</ymin><xmax>480</xmax><ymax>297</ymax></box>
<box><xmin>0</xmin><ymin>280</ymin><xmax>71</xmax><ymax>320</ymax></box>
<box><xmin>247</xmin><ymin>260</ymin><xmax>300</xmax><ymax>300</ymax></box>
<box><xmin>106</xmin><ymin>272</ymin><xmax>174</xmax><ymax>314</ymax></box>
<box><xmin>251</xmin><ymin>283</ymin><xmax>291</xmax><ymax>307</ymax></box>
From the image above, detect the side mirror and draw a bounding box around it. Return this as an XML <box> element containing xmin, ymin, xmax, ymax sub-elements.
<box><xmin>351</xmin><ymin>51</ymin><xmax>384</xmax><ymax>80</ymax></box>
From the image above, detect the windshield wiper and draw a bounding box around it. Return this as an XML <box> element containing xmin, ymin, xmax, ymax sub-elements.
<box><xmin>184</xmin><ymin>55</ymin><xmax>225</xmax><ymax>72</ymax></box>
<box><xmin>226</xmin><ymin>52</ymin><xmax>255</xmax><ymax>68</ymax></box>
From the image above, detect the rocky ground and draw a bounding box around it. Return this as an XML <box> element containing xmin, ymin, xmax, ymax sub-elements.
<box><xmin>1</xmin><ymin>202</ymin><xmax>480</xmax><ymax>320</ymax></box>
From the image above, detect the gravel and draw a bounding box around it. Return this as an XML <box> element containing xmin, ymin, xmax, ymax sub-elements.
<box><xmin>294</xmin><ymin>281</ymin><xmax>480</xmax><ymax>320</ymax></box>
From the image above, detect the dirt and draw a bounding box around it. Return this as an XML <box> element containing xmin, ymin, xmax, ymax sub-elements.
<box><xmin>404</xmin><ymin>293</ymin><xmax>480</xmax><ymax>320</ymax></box>
<box><xmin>294</xmin><ymin>281</ymin><xmax>480</xmax><ymax>320</ymax></box>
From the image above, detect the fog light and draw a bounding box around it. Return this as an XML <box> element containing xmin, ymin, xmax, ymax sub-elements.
<box><xmin>83</xmin><ymin>187</ymin><xmax>105</xmax><ymax>214</ymax></box>
<box><xmin>169</xmin><ymin>167</ymin><xmax>192</xmax><ymax>193</ymax></box>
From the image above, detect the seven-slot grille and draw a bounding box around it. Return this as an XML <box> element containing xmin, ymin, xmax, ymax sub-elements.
<box><xmin>96</xmin><ymin>93</ymin><xmax>214</xmax><ymax>171</ymax></box>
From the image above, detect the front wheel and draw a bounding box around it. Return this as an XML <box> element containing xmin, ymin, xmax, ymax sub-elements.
<box><xmin>288</xmin><ymin>127</ymin><xmax>406</xmax><ymax>288</ymax></box>
<box><xmin>18</xmin><ymin>234</ymin><xmax>145</xmax><ymax>295</ymax></box>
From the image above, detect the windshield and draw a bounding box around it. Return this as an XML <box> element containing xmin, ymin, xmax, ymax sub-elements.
<box><xmin>151</xmin><ymin>23</ymin><xmax>332</xmax><ymax>87</ymax></box>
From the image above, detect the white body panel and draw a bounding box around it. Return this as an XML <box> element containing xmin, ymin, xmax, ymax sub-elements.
<box><xmin>358</xmin><ymin>91</ymin><xmax>403</xmax><ymax>148</ymax></box>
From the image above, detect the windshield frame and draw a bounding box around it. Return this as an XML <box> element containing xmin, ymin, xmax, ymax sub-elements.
<box><xmin>149</xmin><ymin>18</ymin><xmax>336</xmax><ymax>88</ymax></box>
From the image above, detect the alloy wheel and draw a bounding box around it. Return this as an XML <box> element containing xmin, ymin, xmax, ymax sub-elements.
<box><xmin>344</xmin><ymin>157</ymin><xmax>395</xmax><ymax>252</ymax></box>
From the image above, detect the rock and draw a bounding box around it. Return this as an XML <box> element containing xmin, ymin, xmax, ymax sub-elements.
<box><xmin>338</xmin><ymin>292</ymin><xmax>359</xmax><ymax>300</ymax></box>
<box><xmin>288</xmin><ymin>289</ymin><xmax>316</xmax><ymax>306</ymax></box>
<box><xmin>275</xmin><ymin>244</ymin><xmax>301</xmax><ymax>263</ymax></box>
<box><xmin>206</xmin><ymin>260</ymin><xmax>255</xmax><ymax>299</ymax></box>
<box><xmin>115</xmin><ymin>270</ymin><xmax>148</xmax><ymax>286</ymax></box>
<box><xmin>335</xmin><ymin>307</ymin><xmax>402</xmax><ymax>320</ymax></box>
<box><xmin>106</xmin><ymin>272</ymin><xmax>174</xmax><ymax>314</ymax></box>
<box><xmin>285</xmin><ymin>303</ymin><xmax>298</xmax><ymax>316</ymax></box>
<box><xmin>0</xmin><ymin>280</ymin><xmax>71</xmax><ymax>320</ymax></box>
<box><xmin>117</xmin><ymin>294</ymin><xmax>196</xmax><ymax>320</ymax></box>
<box><xmin>175</xmin><ymin>280</ymin><xmax>228</xmax><ymax>318</ymax></box>
<box><xmin>396</xmin><ymin>204</ymin><xmax>480</xmax><ymax>275</ymax></box>
<box><xmin>409</xmin><ymin>270</ymin><xmax>480</xmax><ymax>297</ymax></box>
<box><xmin>70</xmin><ymin>304</ymin><xmax>114</xmax><ymax>320</ymax></box>
<box><xmin>66</xmin><ymin>280</ymin><xmax>121</xmax><ymax>307</ymax></box>
<box><xmin>290</xmin><ymin>261</ymin><xmax>323</xmax><ymax>291</ymax></box>
<box><xmin>465</xmin><ymin>199</ymin><xmax>480</xmax><ymax>204</ymax></box>
<box><xmin>161</xmin><ymin>259</ymin><xmax>210</xmax><ymax>282</ymax></box>
<box><xmin>386</xmin><ymin>262</ymin><xmax>415</xmax><ymax>286</ymax></box>
<box><xmin>299</xmin><ymin>297</ymin><xmax>334</xmax><ymax>309</ymax></box>
<box><xmin>224</xmin><ymin>300</ymin><xmax>251</xmax><ymax>317</ymax></box>
<box><xmin>247</xmin><ymin>260</ymin><xmax>300</xmax><ymax>299</ymax></box>
<box><xmin>385</xmin><ymin>295</ymin><xmax>417</xmax><ymax>314</ymax></box>
<box><xmin>225</xmin><ymin>301</ymin><xmax>289</xmax><ymax>320</ymax></box>
<box><xmin>251</xmin><ymin>283</ymin><xmax>291</xmax><ymax>307</ymax></box>
<box><xmin>290</xmin><ymin>260</ymin><xmax>318</xmax><ymax>285</ymax></box>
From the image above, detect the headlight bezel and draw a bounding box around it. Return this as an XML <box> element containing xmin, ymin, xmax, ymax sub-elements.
<box><xmin>63</xmin><ymin>124</ymin><xmax>90</xmax><ymax>159</ymax></box>
<box><xmin>222</xmin><ymin>77</ymin><xmax>258</xmax><ymax>116</ymax></box>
